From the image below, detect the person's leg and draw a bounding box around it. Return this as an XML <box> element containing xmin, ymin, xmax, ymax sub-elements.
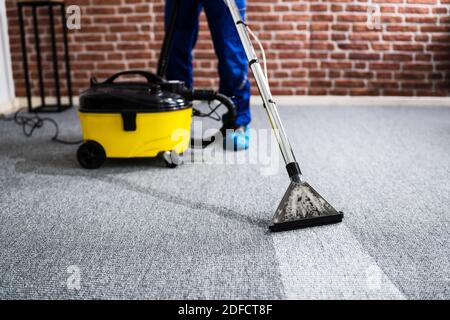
<box><xmin>164</xmin><ymin>0</ymin><xmax>202</xmax><ymax>89</ymax></box>
<box><xmin>202</xmin><ymin>0</ymin><xmax>251</xmax><ymax>128</ymax></box>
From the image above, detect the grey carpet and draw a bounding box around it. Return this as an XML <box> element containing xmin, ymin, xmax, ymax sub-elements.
<box><xmin>0</xmin><ymin>100</ymin><xmax>449</xmax><ymax>299</ymax></box>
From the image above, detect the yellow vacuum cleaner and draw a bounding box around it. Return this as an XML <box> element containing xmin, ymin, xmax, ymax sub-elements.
<box><xmin>77</xmin><ymin>70</ymin><xmax>236</xmax><ymax>169</ymax></box>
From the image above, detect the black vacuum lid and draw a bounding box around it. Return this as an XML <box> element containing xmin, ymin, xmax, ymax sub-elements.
<box><xmin>79</xmin><ymin>71</ymin><xmax>191</xmax><ymax>113</ymax></box>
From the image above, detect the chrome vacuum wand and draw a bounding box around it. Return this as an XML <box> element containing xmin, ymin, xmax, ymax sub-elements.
<box><xmin>225</xmin><ymin>0</ymin><xmax>302</xmax><ymax>183</ymax></box>
<box><xmin>225</xmin><ymin>0</ymin><xmax>344</xmax><ymax>231</ymax></box>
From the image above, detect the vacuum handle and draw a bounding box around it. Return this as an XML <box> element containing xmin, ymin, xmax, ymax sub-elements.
<box><xmin>225</xmin><ymin>0</ymin><xmax>302</xmax><ymax>180</ymax></box>
<box><xmin>105</xmin><ymin>70</ymin><xmax>163</xmax><ymax>85</ymax></box>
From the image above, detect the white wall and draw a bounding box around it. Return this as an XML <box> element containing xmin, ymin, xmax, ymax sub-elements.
<box><xmin>0</xmin><ymin>0</ymin><xmax>15</xmax><ymax>113</ymax></box>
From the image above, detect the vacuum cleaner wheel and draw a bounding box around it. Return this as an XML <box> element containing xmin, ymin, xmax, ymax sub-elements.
<box><xmin>77</xmin><ymin>140</ymin><xmax>106</xmax><ymax>170</ymax></box>
<box><xmin>163</xmin><ymin>151</ymin><xmax>183</xmax><ymax>169</ymax></box>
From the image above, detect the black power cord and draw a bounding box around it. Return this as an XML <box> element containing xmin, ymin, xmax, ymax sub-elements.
<box><xmin>0</xmin><ymin>109</ymin><xmax>82</xmax><ymax>145</ymax></box>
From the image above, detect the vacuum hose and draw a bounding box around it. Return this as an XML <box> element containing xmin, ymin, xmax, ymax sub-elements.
<box><xmin>185</xmin><ymin>89</ymin><xmax>237</xmax><ymax>130</ymax></box>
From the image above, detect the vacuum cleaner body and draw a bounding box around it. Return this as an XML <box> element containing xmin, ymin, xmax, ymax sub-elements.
<box><xmin>77</xmin><ymin>70</ymin><xmax>237</xmax><ymax>169</ymax></box>
<box><xmin>78</xmin><ymin>110</ymin><xmax>192</xmax><ymax>159</ymax></box>
<box><xmin>77</xmin><ymin>71</ymin><xmax>193</xmax><ymax>169</ymax></box>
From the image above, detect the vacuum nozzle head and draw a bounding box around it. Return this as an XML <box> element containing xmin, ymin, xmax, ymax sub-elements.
<box><xmin>269</xmin><ymin>181</ymin><xmax>343</xmax><ymax>232</ymax></box>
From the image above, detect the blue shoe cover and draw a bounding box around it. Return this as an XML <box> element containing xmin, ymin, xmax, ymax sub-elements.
<box><xmin>223</xmin><ymin>126</ymin><xmax>250</xmax><ymax>151</ymax></box>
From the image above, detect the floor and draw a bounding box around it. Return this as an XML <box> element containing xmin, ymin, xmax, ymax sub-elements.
<box><xmin>0</xmin><ymin>98</ymin><xmax>449</xmax><ymax>299</ymax></box>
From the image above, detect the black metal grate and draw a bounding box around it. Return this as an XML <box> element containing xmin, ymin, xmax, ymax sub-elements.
<box><xmin>18</xmin><ymin>1</ymin><xmax>73</xmax><ymax>113</ymax></box>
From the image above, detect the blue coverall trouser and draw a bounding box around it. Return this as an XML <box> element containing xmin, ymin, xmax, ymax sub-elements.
<box><xmin>165</xmin><ymin>0</ymin><xmax>251</xmax><ymax>127</ymax></box>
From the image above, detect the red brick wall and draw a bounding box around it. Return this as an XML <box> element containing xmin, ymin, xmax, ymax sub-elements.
<box><xmin>6</xmin><ymin>0</ymin><xmax>450</xmax><ymax>97</ymax></box>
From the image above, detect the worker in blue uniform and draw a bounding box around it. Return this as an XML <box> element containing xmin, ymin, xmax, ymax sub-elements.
<box><xmin>165</xmin><ymin>0</ymin><xmax>251</xmax><ymax>151</ymax></box>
